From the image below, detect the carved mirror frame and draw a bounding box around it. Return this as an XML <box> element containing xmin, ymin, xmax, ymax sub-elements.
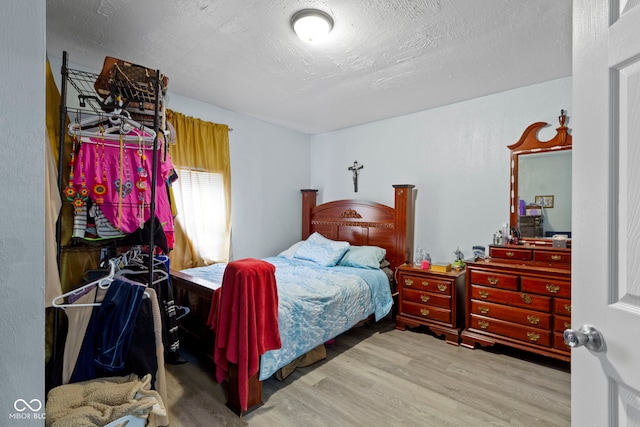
<box><xmin>508</xmin><ymin>111</ymin><xmax>572</xmax><ymax>242</ymax></box>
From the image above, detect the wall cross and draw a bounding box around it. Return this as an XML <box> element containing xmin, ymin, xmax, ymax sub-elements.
<box><xmin>348</xmin><ymin>161</ymin><xmax>364</xmax><ymax>192</ymax></box>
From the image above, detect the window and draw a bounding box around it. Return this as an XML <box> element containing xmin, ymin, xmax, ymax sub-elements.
<box><xmin>172</xmin><ymin>168</ymin><xmax>228</xmax><ymax>263</ymax></box>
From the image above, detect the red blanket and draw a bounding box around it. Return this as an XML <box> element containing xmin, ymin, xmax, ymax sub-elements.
<box><xmin>209</xmin><ymin>258</ymin><xmax>281</xmax><ymax>411</ymax></box>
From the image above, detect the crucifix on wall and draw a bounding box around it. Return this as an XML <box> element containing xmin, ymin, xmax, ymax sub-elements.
<box><xmin>348</xmin><ymin>161</ymin><xmax>364</xmax><ymax>192</ymax></box>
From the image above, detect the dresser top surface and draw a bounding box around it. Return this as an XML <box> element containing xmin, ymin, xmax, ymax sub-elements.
<box><xmin>397</xmin><ymin>264</ymin><xmax>466</xmax><ymax>278</ymax></box>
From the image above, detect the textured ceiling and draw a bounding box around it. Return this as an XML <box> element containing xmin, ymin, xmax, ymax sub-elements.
<box><xmin>46</xmin><ymin>0</ymin><xmax>572</xmax><ymax>134</ymax></box>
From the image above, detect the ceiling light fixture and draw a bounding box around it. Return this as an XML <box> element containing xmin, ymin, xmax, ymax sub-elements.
<box><xmin>291</xmin><ymin>9</ymin><xmax>334</xmax><ymax>43</ymax></box>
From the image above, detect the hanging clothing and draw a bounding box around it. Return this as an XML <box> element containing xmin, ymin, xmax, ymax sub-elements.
<box><xmin>62</xmin><ymin>286</ymin><xmax>108</xmax><ymax>384</ymax></box>
<box><xmin>115</xmin><ymin>255</ymin><xmax>182</xmax><ymax>364</ymax></box>
<box><xmin>146</xmin><ymin>258</ymin><xmax>182</xmax><ymax>364</ymax></box>
<box><xmin>72</xmin><ymin>202</ymin><xmax>126</xmax><ymax>240</ymax></box>
<box><xmin>71</xmin><ymin>134</ymin><xmax>174</xmax><ymax>239</ymax></box>
<box><xmin>70</xmin><ymin>279</ymin><xmax>145</xmax><ymax>383</ymax></box>
<box><xmin>121</xmin><ymin>294</ymin><xmax>158</xmax><ymax>385</ymax></box>
<box><xmin>145</xmin><ymin>288</ymin><xmax>170</xmax><ymax>427</ymax></box>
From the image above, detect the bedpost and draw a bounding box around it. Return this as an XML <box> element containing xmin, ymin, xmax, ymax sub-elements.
<box><xmin>226</xmin><ymin>366</ymin><xmax>263</xmax><ymax>416</ymax></box>
<box><xmin>393</xmin><ymin>184</ymin><xmax>416</xmax><ymax>269</ymax></box>
<box><xmin>301</xmin><ymin>189</ymin><xmax>318</xmax><ymax>240</ymax></box>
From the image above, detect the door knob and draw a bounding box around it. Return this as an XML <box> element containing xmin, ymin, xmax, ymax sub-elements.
<box><xmin>563</xmin><ymin>324</ymin><xmax>604</xmax><ymax>352</ymax></box>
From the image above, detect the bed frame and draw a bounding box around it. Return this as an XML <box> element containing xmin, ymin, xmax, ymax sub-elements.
<box><xmin>170</xmin><ymin>184</ymin><xmax>415</xmax><ymax>415</ymax></box>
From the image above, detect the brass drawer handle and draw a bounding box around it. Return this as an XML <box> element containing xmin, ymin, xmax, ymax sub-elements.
<box><xmin>546</xmin><ymin>284</ymin><xmax>561</xmax><ymax>293</ymax></box>
<box><xmin>488</xmin><ymin>277</ymin><xmax>499</xmax><ymax>285</ymax></box>
<box><xmin>405</xmin><ymin>278</ymin><xmax>413</xmax><ymax>287</ymax></box>
<box><xmin>527</xmin><ymin>315</ymin><xmax>540</xmax><ymax>325</ymax></box>
<box><xmin>479</xmin><ymin>306</ymin><xmax>489</xmax><ymax>314</ymax></box>
<box><xmin>505</xmin><ymin>251</ymin><xmax>515</xmax><ymax>257</ymax></box>
<box><xmin>420</xmin><ymin>295</ymin><xmax>430</xmax><ymax>303</ymax></box>
<box><xmin>478</xmin><ymin>320</ymin><xmax>489</xmax><ymax>329</ymax></box>
<box><xmin>527</xmin><ymin>332</ymin><xmax>540</xmax><ymax>342</ymax></box>
<box><xmin>551</xmin><ymin>255</ymin><xmax>562</xmax><ymax>261</ymax></box>
<box><xmin>421</xmin><ymin>281</ymin><xmax>430</xmax><ymax>287</ymax></box>
<box><xmin>478</xmin><ymin>290</ymin><xmax>490</xmax><ymax>299</ymax></box>
<box><xmin>521</xmin><ymin>293</ymin><xmax>532</xmax><ymax>304</ymax></box>
<box><xmin>564</xmin><ymin>321</ymin><xmax>571</xmax><ymax>329</ymax></box>
<box><xmin>437</xmin><ymin>284</ymin><xmax>447</xmax><ymax>292</ymax></box>
<box><xmin>565</xmin><ymin>304</ymin><xmax>572</xmax><ymax>313</ymax></box>
<box><xmin>420</xmin><ymin>308</ymin><xmax>429</xmax><ymax>317</ymax></box>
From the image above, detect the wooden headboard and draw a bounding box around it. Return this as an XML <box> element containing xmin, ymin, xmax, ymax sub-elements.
<box><xmin>301</xmin><ymin>184</ymin><xmax>416</xmax><ymax>271</ymax></box>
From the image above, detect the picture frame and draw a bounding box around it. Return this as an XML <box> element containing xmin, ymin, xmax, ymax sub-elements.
<box><xmin>535</xmin><ymin>195</ymin><xmax>554</xmax><ymax>208</ymax></box>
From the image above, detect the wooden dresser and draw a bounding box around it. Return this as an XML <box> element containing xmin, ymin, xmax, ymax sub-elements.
<box><xmin>460</xmin><ymin>245</ymin><xmax>571</xmax><ymax>361</ymax></box>
<box><xmin>395</xmin><ymin>264</ymin><xmax>466</xmax><ymax>345</ymax></box>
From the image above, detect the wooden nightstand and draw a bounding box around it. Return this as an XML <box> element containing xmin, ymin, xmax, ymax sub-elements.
<box><xmin>395</xmin><ymin>264</ymin><xmax>466</xmax><ymax>345</ymax></box>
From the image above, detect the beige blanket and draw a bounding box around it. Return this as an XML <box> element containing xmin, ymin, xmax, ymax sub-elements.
<box><xmin>46</xmin><ymin>373</ymin><xmax>166</xmax><ymax>427</ymax></box>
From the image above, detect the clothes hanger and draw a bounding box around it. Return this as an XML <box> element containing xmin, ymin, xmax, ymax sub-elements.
<box><xmin>113</xmin><ymin>247</ymin><xmax>169</xmax><ymax>285</ymax></box>
<box><xmin>68</xmin><ymin>105</ymin><xmax>157</xmax><ymax>144</ymax></box>
<box><xmin>114</xmin><ymin>266</ymin><xmax>168</xmax><ymax>287</ymax></box>
<box><xmin>103</xmin><ymin>414</ymin><xmax>146</xmax><ymax>427</ymax></box>
<box><xmin>51</xmin><ymin>259</ymin><xmax>117</xmax><ymax>308</ymax></box>
<box><xmin>68</xmin><ymin>116</ymin><xmax>156</xmax><ymax>144</ymax></box>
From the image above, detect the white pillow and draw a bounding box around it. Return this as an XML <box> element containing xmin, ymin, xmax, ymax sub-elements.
<box><xmin>277</xmin><ymin>241</ymin><xmax>304</xmax><ymax>259</ymax></box>
<box><xmin>293</xmin><ymin>232</ymin><xmax>349</xmax><ymax>267</ymax></box>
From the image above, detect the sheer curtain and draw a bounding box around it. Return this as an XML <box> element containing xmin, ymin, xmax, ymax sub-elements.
<box><xmin>166</xmin><ymin>110</ymin><xmax>231</xmax><ymax>270</ymax></box>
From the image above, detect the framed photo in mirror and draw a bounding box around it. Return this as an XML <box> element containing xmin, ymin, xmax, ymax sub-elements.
<box><xmin>535</xmin><ymin>195</ymin><xmax>554</xmax><ymax>208</ymax></box>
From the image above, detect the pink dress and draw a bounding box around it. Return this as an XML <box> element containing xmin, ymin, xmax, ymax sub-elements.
<box><xmin>71</xmin><ymin>131</ymin><xmax>174</xmax><ymax>238</ymax></box>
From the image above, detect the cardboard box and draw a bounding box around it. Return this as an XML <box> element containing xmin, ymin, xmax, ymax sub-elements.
<box><xmin>431</xmin><ymin>262</ymin><xmax>452</xmax><ymax>272</ymax></box>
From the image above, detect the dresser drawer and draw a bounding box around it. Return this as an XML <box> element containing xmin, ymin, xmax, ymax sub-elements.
<box><xmin>533</xmin><ymin>250</ymin><xmax>571</xmax><ymax>265</ymax></box>
<box><xmin>553</xmin><ymin>298</ymin><xmax>572</xmax><ymax>316</ymax></box>
<box><xmin>400</xmin><ymin>274</ymin><xmax>452</xmax><ymax>294</ymax></box>
<box><xmin>469</xmin><ymin>314</ymin><xmax>551</xmax><ymax>347</ymax></box>
<box><xmin>489</xmin><ymin>247</ymin><xmax>532</xmax><ymax>261</ymax></box>
<box><xmin>403</xmin><ymin>288</ymin><xmax>451</xmax><ymax>309</ymax></box>
<box><xmin>521</xmin><ymin>276</ymin><xmax>571</xmax><ymax>297</ymax></box>
<box><xmin>471</xmin><ymin>285</ymin><xmax>551</xmax><ymax>312</ymax></box>
<box><xmin>469</xmin><ymin>270</ymin><xmax>519</xmax><ymax>290</ymax></box>
<box><xmin>402</xmin><ymin>301</ymin><xmax>451</xmax><ymax>323</ymax></box>
<box><xmin>554</xmin><ymin>315</ymin><xmax>571</xmax><ymax>333</ymax></box>
<box><xmin>470</xmin><ymin>300</ymin><xmax>551</xmax><ymax>329</ymax></box>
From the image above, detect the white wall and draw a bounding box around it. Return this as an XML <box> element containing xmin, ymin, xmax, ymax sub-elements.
<box><xmin>311</xmin><ymin>77</ymin><xmax>572</xmax><ymax>263</ymax></box>
<box><xmin>165</xmin><ymin>94</ymin><xmax>311</xmax><ymax>259</ymax></box>
<box><xmin>1</xmin><ymin>2</ymin><xmax>46</xmax><ymax>424</ymax></box>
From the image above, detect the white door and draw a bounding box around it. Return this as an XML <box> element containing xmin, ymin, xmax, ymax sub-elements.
<box><xmin>571</xmin><ymin>1</ymin><xmax>640</xmax><ymax>425</ymax></box>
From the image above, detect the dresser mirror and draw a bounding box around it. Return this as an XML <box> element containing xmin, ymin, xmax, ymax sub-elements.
<box><xmin>508</xmin><ymin>111</ymin><xmax>572</xmax><ymax>242</ymax></box>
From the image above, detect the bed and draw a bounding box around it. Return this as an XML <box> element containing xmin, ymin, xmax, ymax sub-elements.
<box><xmin>170</xmin><ymin>184</ymin><xmax>416</xmax><ymax>414</ymax></box>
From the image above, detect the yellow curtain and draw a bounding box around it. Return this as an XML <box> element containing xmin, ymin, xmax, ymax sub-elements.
<box><xmin>46</xmin><ymin>58</ymin><xmax>94</xmax><ymax>292</ymax></box>
<box><xmin>46</xmin><ymin>59</ymin><xmax>63</xmax><ymax>302</ymax></box>
<box><xmin>167</xmin><ymin>109</ymin><xmax>231</xmax><ymax>270</ymax></box>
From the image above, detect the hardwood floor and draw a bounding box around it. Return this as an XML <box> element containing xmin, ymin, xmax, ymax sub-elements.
<box><xmin>165</xmin><ymin>317</ymin><xmax>570</xmax><ymax>426</ymax></box>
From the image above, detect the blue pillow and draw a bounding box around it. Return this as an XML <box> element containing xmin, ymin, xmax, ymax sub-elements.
<box><xmin>337</xmin><ymin>245</ymin><xmax>386</xmax><ymax>269</ymax></box>
<box><xmin>293</xmin><ymin>232</ymin><xmax>350</xmax><ymax>267</ymax></box>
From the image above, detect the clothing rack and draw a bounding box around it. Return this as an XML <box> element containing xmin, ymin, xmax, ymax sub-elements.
<box><xmin>53</xmin><ymin>50</ymin><xmax>164</xmax><ymax>372</ymax></box>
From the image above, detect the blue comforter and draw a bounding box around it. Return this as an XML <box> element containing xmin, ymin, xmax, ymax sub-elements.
<box><xmin>181</xmin><ymin>256</ymin><xmax>393</xmax><ymax>380</ymax></box>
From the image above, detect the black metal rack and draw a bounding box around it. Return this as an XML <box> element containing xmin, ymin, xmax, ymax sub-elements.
<box><xmin>53</xmin><ymin>50</ymin><xmax>164</xmax><ymax>366</ymax></box>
